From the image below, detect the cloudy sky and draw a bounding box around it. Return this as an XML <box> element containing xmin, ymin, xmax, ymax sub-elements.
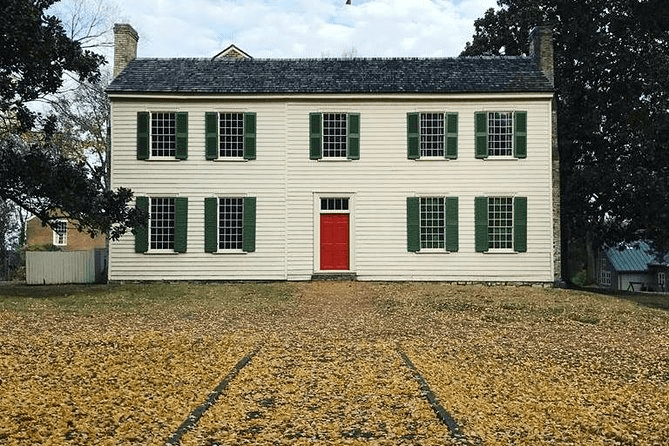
<box><xmin>90</xmin><ymin>0</ymin><xmax>497</xmax><ymax>60</ymax></box>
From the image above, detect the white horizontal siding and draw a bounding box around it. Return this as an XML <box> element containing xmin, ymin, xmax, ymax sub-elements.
<box><xmin>110</xmin><ymin>96</ymin><xmax>554</xmax><ymax>282</ymax></box>
<box><xmin>110</xmin><ymin>100</ymin><xmax>287</xmax><ymax>281</ymax></box>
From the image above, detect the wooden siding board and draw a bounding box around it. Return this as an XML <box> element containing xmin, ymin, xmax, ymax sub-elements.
<box><xmin>110</xmin><ymin>98</ymin><xmax>554</xmax><ymax>282</ymax></box>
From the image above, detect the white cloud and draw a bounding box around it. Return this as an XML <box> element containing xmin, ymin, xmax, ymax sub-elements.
<box><xmin>113</xmin><ymin>0</ymin><xmax>497</xmax><ymax>59</ymax></box>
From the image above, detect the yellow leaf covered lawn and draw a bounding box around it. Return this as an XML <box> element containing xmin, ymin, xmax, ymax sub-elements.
<box><xmin>0</xmin><ymin>282</ymin><xmax>668</xmax><ymax>445</ymax></box>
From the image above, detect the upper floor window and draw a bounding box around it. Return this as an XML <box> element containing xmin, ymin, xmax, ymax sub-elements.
<box><xmin>420</xmin><ymin>113</ymin><xmax>445</xmax><ymax>157</ymax></box>
<box><xmin>151</xmin><ymin>112</ymin><xmax>176</xmax><ymax>157</ymax></box>
<box><xmin>322</xmin><ymin>113</ymin><xmax>348</xmax><ymax>158</ymax></box>
<box><xmin>205</xmin><ymin>112</ymin><xmax>256</xmax><ymax>160</ymax></box>
<box><xmin>309</xmin><ymin>112</ymin><xmax>360</xmax><ymax>160</ymax></box>
<box><xmin>407</xmin><ymin>112</ymin><xmax>458</xmax><ymax>160</ymax></box>
<box><xmin>475</xmin><ymin>111</ymin><xmax>527</xmax><ymax>159</ymax></box>
<box><xmin>136</xmin><ymin>112</ymin><xmax>188</xmax><ymax>160</ymax></box>
<box><xmin>52</xmin><ymin>220</ymin><xmax>67</xmax><ymax>246</ymax></box>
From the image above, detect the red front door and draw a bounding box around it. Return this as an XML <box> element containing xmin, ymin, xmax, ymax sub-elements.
<box><xmin>320</xmin><ymin>214</ymin><xmax>349</xmax><ymax>270</ymax></box>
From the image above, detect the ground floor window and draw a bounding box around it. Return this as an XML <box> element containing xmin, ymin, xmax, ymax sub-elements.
<box><xmin>659</xmin><ymin>272</ymin><xmax>666</xmax><ymax>287</ymax></box>
<box><xmin>488</xmin><ymin>197</ymin><xmax>513</xmax><ymax>250</ymax></box>
<box><xmin>219</xmin><ymin>198</ymin><xmax>244</xmax><ymax>250</ymax></box>
<box><xmin>420</xmin><ymin>197</ymin><xmax>445</xmax><ymax>249</ymax></box>
<box><xmin>600</xmin><ymin>257</ymin><xmax>611</xmax><ymax>286</ymax></box>
<box><xmin>150</xmin><ymin>197</ymin><xmax>175</xmax><ymax>250</ymax></box>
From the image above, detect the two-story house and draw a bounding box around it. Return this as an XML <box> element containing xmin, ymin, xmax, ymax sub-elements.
<box><xmin>107</xmin><ymin>24</ymin><xmax>560</xmax><ymax>285</ymax></box>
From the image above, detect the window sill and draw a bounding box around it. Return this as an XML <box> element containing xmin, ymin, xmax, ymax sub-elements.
<box><xmin>415</xmin><ymin>249</ymin><xmax>453</xmax><ymax>254</ymax></box>
<box><xmin>212</xmin><ymin>158</ymin><xmax>248</xmax><ymax>162</ymax></box>
<box><xmin>484</xmin><ymin>249</ymin><xmax>518</xmax><ymax>254</ymax></box>
<box><xmin>145</xmin><ymin>158</ymin><xmax>182</xmax><ymax>162</ymax></box>
<box><xmin>482</xmin><ymin>156</ymin><xmax>518</xmax><ymax>161</ymax></box>
<box><xmin>414</xmin><ymin>157</ymin><xmax>454</xmax><ymax>161</ymax></box>
<box><xmin>317</xmin><ymin>158</ymin><xmax>353</xmax><ymax>162</ymax></box>
<box><xmin>144</xmin><ymin>251</ymin><xmax>179</xmax><ymax>255</ymax></box>
<box><xmin>211</xmin><ymin>250</ymin><xmax>248</xmax><ymax>255</ymax></box>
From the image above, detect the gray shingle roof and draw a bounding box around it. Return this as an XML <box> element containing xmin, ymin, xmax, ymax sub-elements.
<box><xmin>106</xmin><ymin>57</ymin><xmax>553</xmax><ymax>94</ymax></box>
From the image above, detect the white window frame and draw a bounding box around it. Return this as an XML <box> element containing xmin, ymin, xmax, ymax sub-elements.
<box><xmin>52</xmin><ymin>220</ymin><xmax>68</xmax><ymax>246</ymax></box>
<box><xmin>419</xmin><ymin>196</ymin><xmax>446</xmax><ymax>252</ymax></box>
<box><xmin>659</xmin><ymin>272</ymin><xmax>666</xmax><ymax>286</ymax></box>
<box><xmin>217</xmin><ymin>197</ymin><xmax>245</xmax><ymax>253</ymax></box>
<box><xmin>600</xmin><ymin>257</ymin><xmax>612</xmax><ymax>286</ymax></box>
<box><xmin>488</xmin><ymin>111</ymin><xmax>514</xmax><ymax>158</ymax></box>
<box><xmin>419</xmin><ymin>112</ymin><xmax>445</xmax><ymax>158</ymax></box>
<box><xmin>218</xmin><ymin>112</ymin><xmax>245</xmax><ymax>159</ymax></box>
<box><xmin>322</xmin><ymin>113</ymin><xmax>348</xmax><ymax>159</ymax></box>
<box><xmin>149</xmin><ymin>197</ymin><xmax>176</xmax><ymax>252</ymax></box>
<box><xmin>313</xmin><ymin>192</ymin><xmax>355</xmax><ymax>273</ymax></box>
<box><xmin>150</xmin><ymin>112</ymin><xmax>177</xmax><ymax>159</ymax></box>
<box><xmin>487</xmin><ymin>196</ymin><xmax>514</xmax><ymax>252</ymax></box>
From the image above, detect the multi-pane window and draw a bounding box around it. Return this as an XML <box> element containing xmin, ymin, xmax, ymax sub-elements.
<box><xmin>219</xmin><ymin>198</ymin><xmax>244</xmax><ymax>250</ymax></box>
<box><xmin>52</xmin><ymin>220</ymin><xmax>67</xmax><ymax>246</ymax></box>
<box><xmin>151</xmin><ymin>112</ymin><xmax>176</xmax><ymax>157</ymax></box>
<box><xmin>488</xmin><ymin>197</ymin><xmax>514</xmax><ymax>249</ymax></box>
<box><xmin>322</xmin><ymin>113</ymin><xmax>348</xmax><ymax>158</ymax></box>
<box><xmin>219</xmin><ymin>113</ymin><xmax>244</xmax><ymax>158</ymax></box>
<box><xmin>488</xmin><ymin>112</ymin><xmax>513</xmax><ymax>157</ymax></box>
<box><xmin>600</xmin><ymin>257</ymin><xmax>612</xmax><ymax>286</ymax></box>
<box><xmin>150</xmin><ymin>198</ymin><xmax>175</xmax><ymax>250</ymax></box>
<box><xmin>420</xmin><ymin>113</ymin><xmax>444</xmax><ymax>157</ymax></box>
<box><xmin>658</xmin><ymin>272</ymin><xmax>665</xmax><ymax>287</ymax></box>
<box><xmin>420</xmin><ymin>197</ymin><xmax>445</xmax><ymax>249</ymax></box>
<box><xmin>321</xmin><ymin>198</ymin><xmax>349</xmax><ymax>211</ymax></box>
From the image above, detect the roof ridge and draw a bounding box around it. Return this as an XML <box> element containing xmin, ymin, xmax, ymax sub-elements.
<box><xmin>131</xmin><ymin>55</ymin><xmax>532</xmax><ymax>63</ymax></box>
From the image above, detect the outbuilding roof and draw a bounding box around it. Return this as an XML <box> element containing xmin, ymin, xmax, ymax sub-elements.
<box><xmin>604</xmin><ymin>241</ymin><xmax>663</xmax><ymax>272</ymax></box>
<box><xmin>106</xmin><ymin>56</ymin><xmax>554</xmax><ymax>95</ymax></box>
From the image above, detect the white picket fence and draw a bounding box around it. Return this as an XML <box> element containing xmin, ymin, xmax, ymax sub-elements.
<box><xmin>26</xmin><ymin>249</ymin><xmax>107</xmax><ymax>285</ymax></box>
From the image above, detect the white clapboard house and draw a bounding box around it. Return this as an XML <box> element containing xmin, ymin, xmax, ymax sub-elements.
<box><xmin>107</xmin><ymin>25</ymin><xmax>561</xmax><ymax>284</ymax></box>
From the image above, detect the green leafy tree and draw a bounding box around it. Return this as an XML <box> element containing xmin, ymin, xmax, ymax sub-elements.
<box><xmin>0</xmin><ymin>0</ymin><xmax>144</xmax><ymax>240</ymax></box>
<box><xmin>462</xmin><ymin>0</ymin><xmax>669</xmax><ymax>282</ymax></box>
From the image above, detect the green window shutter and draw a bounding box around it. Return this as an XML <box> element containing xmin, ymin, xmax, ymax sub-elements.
<box><xmin>347</xmin><ymin>113</ymin><xmax>360</xmax><ymax>160</ymax></box>
<box><xmin>137</xmin><ymin>112</ymin><xmax>150</xmax><ymax>160</ymax></box>
<box><xmin>445</xmin><ymin>112</ymin><xmax>458</xmax><ymax>159</ymax></box>
<box><xmin>244</xmin><ymin>112</ymin><xmax>256</xmax><ymax>160</ymax></box>
<box><xmin>204</xmin><ymin>197</ymin><xmax>218</xmax><ymax>253</ymax></box>
<box><xmin>475</xmin><ymin>196</ymin><xmax>489</xmax><ymax>252</ymax></box>
<box><xmin>514</xmin><ymin>111</ymin><xmax>527</xmax><ymax>159</ymax></box>
<box><xmin>175</xmin><ymin>112</ymin><xmax>188</xmax><ymax>160</ymax></box>
<box><xmin>514</xmin><ymin>196</ymin><xmax>527</xmax><ymax>252</ymax></box>
<box><xmin>445</xmin><ymin>197</ymin><xmax>459</xmax><ymax>252</ymax></box>
<box><xmin>406</xmin><ymin>197</ymin><xmax>420</xmax><ymax>252</ymax></box>
<box><xmin>475</xmin><ymin>112</ymin><xmax>488</xmax><ymax>159</ymax></box>
<box><xmin>242</xmin><ymin>197</ymin><xmax>256</xmax><ymax>252</ymax></box>
<box><xmin>134</xmin><ymin>196</ymin><xmax>149</xmax><ymax>253</ymax></box>
<box><xmin>174</xmin><ymin>197</ymin><xmax>188</xmax><ymax>253</ymax></box>
<box><xmin>309</xmin><ymin>113</ymin><xmax>322</xmax><ymax>160</ymax></box>
<box><xmin>205</xmin><ymin>112</ymin><xmax>219</xmax><ymax>160</ymax></box>
<box><xmin>407</xmin><ymin>112</ymin><xmax>420</xmax><ymax>160</ymax></box>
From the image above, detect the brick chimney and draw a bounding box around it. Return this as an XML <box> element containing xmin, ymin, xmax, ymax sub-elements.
<box><xmin>529</xmin><ymin>26</ymin><xmax>554</xmax><ymax>86</ymax></box>
<box><xmin>113</xmin><ymin>24</ymin><xmax>139</xmax><ymax>77</ymax></box>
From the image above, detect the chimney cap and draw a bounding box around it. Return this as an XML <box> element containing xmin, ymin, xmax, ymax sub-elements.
<box><xmin>114</xmin><ymin>23</ymin><xmax>139</xmax><ymax>41</ymax></box>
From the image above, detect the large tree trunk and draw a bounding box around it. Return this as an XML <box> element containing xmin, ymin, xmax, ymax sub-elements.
<box><xmin>585</xmin><ymin>231</ymin><xmax>597</xmax><ymax>285</ymax></box>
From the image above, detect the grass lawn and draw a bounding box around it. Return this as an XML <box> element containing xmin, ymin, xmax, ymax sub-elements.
<box><xmin>0</xmin><ymin>282</ymin><xmax>667</xmax><ymax>445</ymax></box>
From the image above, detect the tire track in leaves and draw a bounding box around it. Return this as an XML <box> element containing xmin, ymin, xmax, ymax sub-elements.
<box><xmin>166</xmin><ymin>343</ymin><xmax>263</xmax><ymax>445</ymax></box>
<box><xmin>181</xmin><ymin>335</ymin><xmax>461</xmax><ymax>445</ymax></box>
